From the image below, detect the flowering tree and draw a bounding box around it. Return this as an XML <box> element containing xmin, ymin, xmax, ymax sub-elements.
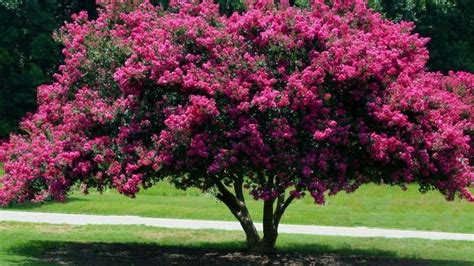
<box><xmin>0</xmin><ymin>0</ymin><xmax>473</xmax><ymax>252</ymax></box>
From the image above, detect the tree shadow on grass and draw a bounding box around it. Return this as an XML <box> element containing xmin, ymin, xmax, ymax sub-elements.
<box><xmin>7</xmin><ymin>240</ymin><xmax>472</xmax><ymax>266</ymax></box>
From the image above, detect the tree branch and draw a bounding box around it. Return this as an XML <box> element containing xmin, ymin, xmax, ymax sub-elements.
<box><xmin>211</xmin><ymin>175</ymin><xmax>261</xmax><ymax>248</ymax></box>
<box><xmin>234</xmin><ymin>174</ymin><xmax>245</xmax><ymax>206</ymax></box>
<box><xmin>212</xmin><ymin>176</ymin><xmax>240</xmax><ymax>214</ymax></box>
<box><xmin>273</xmin><ymin>194</ymin><xmax>295</xmax><ymax>229</ymax></box>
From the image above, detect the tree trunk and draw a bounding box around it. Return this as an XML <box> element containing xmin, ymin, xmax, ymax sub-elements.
<box><xmin>237</xmin><ymin>205</ymin><xmax>261</xmax><ymax>249</ymax></box>
<box><xmin>212</xmin><ymin>176</ymin><xmax>294</xmax><ymax>254</ymax></box>
<box><xmin>259</xmin><ymin>199</ymin><xmax>278</xmax><ymax>253</ymax></box>
<box><xmin>242</xmin><ymin>198</ymin><xmax>280</xmax><ymax>253</ymax></box>
<box><xmin>212</xmin><ymin>177</ymin><xmax>262</xmax><ymax>250</ymax></box>
<box><xmin>252</xmin><ymin>193</ymin><xmax>295</xmax><ymax>253</ymax></box>
<box><xmin>225</xmin><ymin>195</ymin><xmax>292</xmax><ymax>253</ymax></box>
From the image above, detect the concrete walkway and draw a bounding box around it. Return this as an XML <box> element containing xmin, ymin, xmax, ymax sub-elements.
<box><xmin>1</xmin><ymin>210</ymin><xmax>473</xmax><ymax>241</ymax></box>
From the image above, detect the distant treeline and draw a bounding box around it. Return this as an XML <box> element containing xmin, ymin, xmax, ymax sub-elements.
<box><xmin>0</xmin><ymin>0</ymin><xmax>472</xmax><ymax>138</ymax></box>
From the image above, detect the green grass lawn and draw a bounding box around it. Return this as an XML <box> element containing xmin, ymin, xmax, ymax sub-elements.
<box><xmin>5</xmin><ymin>181</ymin><xmax>474</xmax><ymax>233</ymax></box>
<box><xmin>0</xmin><ymin>222</ymin><xmax>473</xmax><ymax>265</ymax></box>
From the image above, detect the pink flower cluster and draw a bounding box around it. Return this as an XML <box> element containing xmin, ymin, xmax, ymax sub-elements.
<box><xmin>0</xmin><ymin>0</ymin><xmax>472</xmax><ymax>206</ymax></box>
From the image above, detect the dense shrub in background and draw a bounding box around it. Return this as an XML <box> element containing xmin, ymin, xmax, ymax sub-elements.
<box><xmin>1</xmin><ymin>0</ymin><xmax>472</xmax><ymax>252</ymax></box>
<box><xmin>370</xmin><ymin>0</ymin><xmax>474</xmax><ymax>73</ymax></box>
<box><xmin>0</xmin><ymin>0</ymin><xmax>97</xmax><ymax>138</ymax></box>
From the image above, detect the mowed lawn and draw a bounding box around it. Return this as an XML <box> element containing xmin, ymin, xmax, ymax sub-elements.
<box><xmin>0</xmin><ymin>222</ymin><xmax>473</xmax><ymax>265</ymax></box>
<box><xmin>4</xmin><ymin>178</ymin><xmax>474</xmax><ymax>233</ymax></box>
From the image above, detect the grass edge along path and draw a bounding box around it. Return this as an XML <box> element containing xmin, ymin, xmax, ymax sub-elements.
<box><xmin>2</xmin><ymin>210</ymin><xmax>474</xmax><ymax>241</ymax></box>
<box><xmin>2</xmin><ymin>164</ymin><xmax>474</xmax><ymax>234</ymax></box>
<box><xmin>0</xmin><ymin>222</ymin><xmax>473</xmax><ymax>265</ymax></box>
<box><xmin>5</xmin><ymin>182</ymin><xmax>474</xmax><ymax>234</ymax></box>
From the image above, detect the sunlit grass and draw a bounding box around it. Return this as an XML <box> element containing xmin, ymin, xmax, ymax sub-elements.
<box><xmin>2</xmin><ymin>162</ymin><xmax>473</xmax><ymax>233</ymax></box>
<box><xmin>5</xmin><ymin>181</ymin><xmax>474</xmax><ymax>233</ymax></box>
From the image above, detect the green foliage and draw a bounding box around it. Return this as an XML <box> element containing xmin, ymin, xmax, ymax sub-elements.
<box><xmin>0</xmin><ymin>0</ymin><xmax>97</xmax><ymax>139</ymax></box>
<box><xmin>0</xmin><ymin>1</ymin><xmax>51</xmax><ymax>137</ymax></box>
<box><xmin>370</xmin><ymin>0</ymin><xmax>474</xmax><ymax>73</ymax></box>
<box><xmin>0</xmin><ymin>1</ymin><xmax>58</xmax><ymax>138</ymax></box>
<box><xmin>214</xmin><ymin>0</ymin><xmax>246</xmax><ymax>15</ymax></box>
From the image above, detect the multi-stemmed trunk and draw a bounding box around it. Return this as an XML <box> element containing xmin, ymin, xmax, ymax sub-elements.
<box><xmin>212</xmin><ymin>176</ymin><xmax>294</xmax><ymax>253</ymax></box>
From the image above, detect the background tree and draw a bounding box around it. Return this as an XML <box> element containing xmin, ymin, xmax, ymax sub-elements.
<box><xmin>0</xmin><ymin>0</ymin><xmax>59</xmax><ymax>138</ymax></box>
<box><xmin>0</xmin><ymin>0</ymin><xmax>97</xmax><ymax>138</ymax></box>
<box><xmin>369</xmin><ymin>0</ymin><xmax>474</xmax><ymax>73</ymax></box>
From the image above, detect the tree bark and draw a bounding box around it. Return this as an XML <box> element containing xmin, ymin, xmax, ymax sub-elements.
<box><xmin>213</xmin><ymin>177</ymin><xmax>261</xmax><ymax>249</ymax></box>
<box><xmin>259</xmin><ymin>198</ymin><xmax>278</xmax><ymax>253</ymax></box>
<box><xmin>212</xmin><ymin>176</ymin><xmax>295</xmax><ymax>253</ymax></box>
<box><xmin>273</xmin><ymin>194</ymin><xmax>295</xmax><ymax>229</ymax></box>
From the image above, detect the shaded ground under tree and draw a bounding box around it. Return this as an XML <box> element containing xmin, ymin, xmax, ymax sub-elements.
<box><xmin>7</xmin><ymin>241</ymin><xmax>472</xmax><ymax>265</ymax></box>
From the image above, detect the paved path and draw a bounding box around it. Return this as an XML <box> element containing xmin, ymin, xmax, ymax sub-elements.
<box><xmin>1</xmin><ymin>210</ymin><xmax>473</xmax><ymax>241</ymax></box>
